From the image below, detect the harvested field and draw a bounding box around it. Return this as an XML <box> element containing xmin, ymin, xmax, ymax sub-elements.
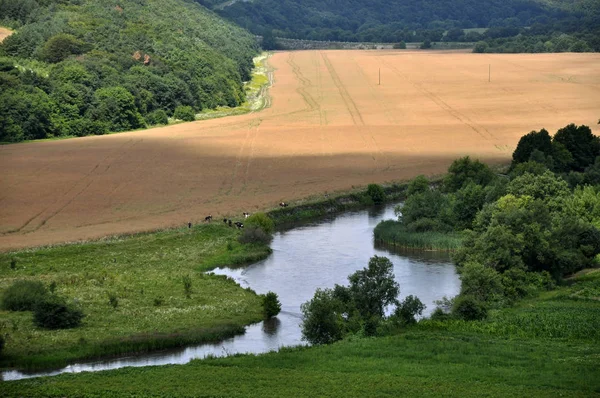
<box><xmin>1</xmin><ymin>50</ymin><xmax>599</xmax><ymax>250</ymax></box>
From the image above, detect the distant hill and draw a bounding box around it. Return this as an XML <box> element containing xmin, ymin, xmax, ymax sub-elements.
<box><xmin>198</xmin><ymin>0</ymin><xmax>599</xmax><ymax>50</ymax></box>
<box><xmin>0</xmin><ymin>0</ymin><xmax>258</xmax><ymax>142</ymax></box>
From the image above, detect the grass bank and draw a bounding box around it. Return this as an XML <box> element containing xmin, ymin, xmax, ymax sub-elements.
<box><xmin>0</xmin><ymin>223</ymin><xmax>271</xmax><ymax>370</ymax></box>
<box><xmin>374</xmin><ymin>219</ymin><xmax>464</xmax><ymax>251</ymax></box>
<box><xmin>195</xmin><ymin>52</ymin><xmax>273</xmax><ymax>121</ymax></box>
<box><xmin>4</xmin><ymin>271</ymin><xmax>599</xmax><ymax>396</ymax></box>
<box><xmin>267</xmin><ymin>184</ymin><xmax>407</xmax><ymax>227</ymax></box>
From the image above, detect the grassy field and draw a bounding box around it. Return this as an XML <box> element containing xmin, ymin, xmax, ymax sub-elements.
<box><xmin>3</xmin><ymin>270</ymin><xmax>599</xmax><ymax>396</ymax></box>
<box><xmin>0</xmin><ymin>223</ymin><xmax>271</xmax><ymax>369</ymax></box>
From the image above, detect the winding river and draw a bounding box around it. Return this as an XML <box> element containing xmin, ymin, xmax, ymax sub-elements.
<box><xmin>3</xmin><ymin>203</ymin><xmax>460</xmax><ymax>381</ymax></box>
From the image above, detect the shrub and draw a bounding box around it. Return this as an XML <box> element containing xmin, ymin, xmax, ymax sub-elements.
<box><xmin>245</xmin><ymin>212</ymin><xmax>274</xmax><ymax>235</ymax></box>
<box><xmin>182</xmin><ymin>275</ymin><xmax>192</xmax><ymax>298</ymax></box>
<box><xmin>153</xmin><ymin>296</ymin><xmax>164</xmax><ymax>307</ymax></box>
<box><xmin>146</xmin><ymin>109</ymin><xmax>169</xmax><ymax>125</ymax></box>
<box><xmin>238</xmin><ymin>226</ymin><xmax>272</xmax><ymax>245</ymax></box>
<box><xmin>108</xmin><ymin>292</ymin><xmax>119</xmax><ymax>309</ymax></box>
<box><xmin>33</xmin><ymin>296</ymin><xmax>84</xmax><ymax>329</ymax></box>
<box><xmin>301</xmin><ymin>288</ymin><xmax>345</xmax><ymax>345</ymax></box>
<box><xmin>452</xmin><ymin>295</ymin><xmax>488</xmax><ymax>321</ymax></box>
<box><xmin>394</xmin><ymin>295</ymin><xmax>426</xmax><ymax>325</ymax></box>
<box><xmin>393</xmin><ymin>41</ymin><xmax>406</xmax><ymax>49</ymax></box>
<box><xmin>367</xmin><ymin>183</ymin><xmax>385</xmax><ymax>204</ymax></box>
<box><xmin>1</xmin><ymin>280</ymin><xmax>48</xmax><ymax>311</ymax></box>
<box><xmin>262</xmin><ymin>291</ymin><xmax>281</xmax><ymax>318</ymax></box>
<box><xmin>173</xmin><ymin>105</ymin><xmax>195</xmax><ymax>122</ymax></box>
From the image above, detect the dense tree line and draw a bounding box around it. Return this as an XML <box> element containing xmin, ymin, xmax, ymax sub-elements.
<box><xmin>198</xmin><ymin>0</ymin><xmax>599</xmax><ymax>51</ymax></box>
<box><xmin>374</xmin><ymin>123</ymin><xmax>600</xmax><ymax>321</ymax></box>
<box><xmin>0</xmin><ymin>0</ymin><xmax>259</xmax><ymax>142</ymax></box>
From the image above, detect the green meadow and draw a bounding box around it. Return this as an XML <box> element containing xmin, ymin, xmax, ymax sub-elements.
<box><xmin>3</xmin><ymin>270</ymin><xmax>599</xmax><ymax>396</ymax></box>
<box><xmin>0</xmin><ymin>223</ymin><xmax>271</xmax><ymax>369</ymax></box>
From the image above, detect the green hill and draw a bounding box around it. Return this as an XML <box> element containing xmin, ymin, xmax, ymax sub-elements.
<box><xmin>201</xmin><ymin>0</ymin><xmax>599</xmax><ymax>51</ymax></box>
<box><xmin>0</xmin><ymin>0</ymin><xmax>259</xmax><ymax>142</ymax></box>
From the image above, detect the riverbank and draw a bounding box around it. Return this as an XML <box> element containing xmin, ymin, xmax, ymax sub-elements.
<box><xmin>4</xmin><ymin>270</ymin><xmax>598</xmax><ymax>396</ymax></box>
<box><xmin>374</xmin><ymin>220</ymin><xmax>464</xmax><ymax>251</ymax></box>
<box><xmin>0</xmin><ymin>224</ymin><xmax>270</xmax><ymax>370</ymax></box>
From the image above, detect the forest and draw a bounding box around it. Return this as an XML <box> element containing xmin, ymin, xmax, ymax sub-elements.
<box><xmin>0</xmin><ymin>0</ymin><xmax>259</xmax><ymax>142</ymax></box>
<box><xmin>201</xmin><ymin>0</ymin><xmax>600</xmax><ymax>52</ymax></box>
<box><xmin>374</xmin><ymin>123</ymin><xmax>600</xmax><ymax>324</ymax></box>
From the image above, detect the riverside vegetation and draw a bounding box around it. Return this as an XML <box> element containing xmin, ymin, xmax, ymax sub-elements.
<box><xmin>0</xmin><ymin>223</ymin><xmax>272</xmax><ymax>369</ymax></box>
<box><xmin>0</xmin><ymin>182</ymin><xmax>393</xmax><ymax>371</ymax></box>
<box><xmin>3</xmin><ymin>270</ymin><xmax>599</xmax><ymax>396</ymax></box>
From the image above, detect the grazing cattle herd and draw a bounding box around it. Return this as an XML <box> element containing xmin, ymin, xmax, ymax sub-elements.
<box><xmin>193</xmin><ymin>201</ymin><xmax>290</xmax><ymax>230</ymax></box>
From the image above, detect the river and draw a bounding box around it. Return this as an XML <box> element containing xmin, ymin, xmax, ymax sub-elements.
<box><xmin>2</xmin><ymin>203</ymin><xmax>460</xmax><ymax>381</ymax></box>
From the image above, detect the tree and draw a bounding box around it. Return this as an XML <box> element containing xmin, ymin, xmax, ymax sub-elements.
<box><xmin>300</xmin><ymin>288</ymin><xmax>345</xmax><ymax>345</ymax></box>
<box><xmin>444</xmin><ymin>156</ymin><xmax>496</xmax><ymax>192</ymax></box>
<box><xmin>406</xmin><ymin>175</ymin><xmax>429</xmax><ymax>196</ymax></box>
<box><xmin>367</xmin><ymin>183</ymin><xmax>385</xmax><ymax>204</ymax></box>
<box><xmin>261</xmin><ymin>29</ymin><xmax>279</xmax><ymax>51</ymax></box>
<box><xmin>89</xmin><ymin>86</ymin><xmax>144</xmax><ymax>132</ymax></box>
<box><xmin>262</xmin><ymin>291</ymin><xmax>281</xmax><ymax>318</ymax></box>
<box><xmin>245</xmin><ymin>212</ymin><xmax>274</xmax><ymax>234</ymax></box>
<box><xmin>347</xmin><ymin>256</ymin><xmax>399</xmax><ymax>319</ymax></box>
<box><xmin>40</xmin><ymin>33</ymin><xmax>86</xmax><ymax>63</ymax></box>
<box><xmin>33</xmin><ymin>296</ymin><xmax>84</xmax><ymax>330</ymax></box>
<box><xmin>1</xmin><ymin>280</ymin><xmax>48</xmax><ymax>311</ymax></box>
<box><xmin>393</xmin><ymin>295</ymin><xmax>425</xmax><ymax>325</ymax></box>
<box><xmin>553</xmin><ymin>124</ymin><xmax>600</xmax><ymax>172</ymax></box>
<box><xmin>511</xmin><ymin>128</ymin><xmax>552</xmax><ymax>166</ymax></box>
<box><xmin>173</xmin><ymin>105</ymin><xmax>196</xmax><ymax>122</ymax></box>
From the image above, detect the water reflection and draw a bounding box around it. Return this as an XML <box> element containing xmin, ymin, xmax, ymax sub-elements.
<box><xmin>3</xmin><ymin>202</ymin><xmax>460</xmax><ymax>381</ymax></box>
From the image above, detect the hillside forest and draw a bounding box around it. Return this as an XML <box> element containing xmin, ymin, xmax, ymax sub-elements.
<box><xmin>0</xmin><ymin>0</ymin><xmax>259</xmax><ymax>142</ymax></box>
<box><xmin>201</xmin><ymin>0</ymin><xmax>600</xmax><ymax>52</ymax></box>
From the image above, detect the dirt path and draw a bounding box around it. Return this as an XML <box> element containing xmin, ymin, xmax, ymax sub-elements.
<box><xmin>0</xmin><ymin>27</ymin><xmax>13</xmax><ymax>42</ymax></box>
<box><xmin>1</xmin><ymin>51</ymin><xmax>599</xmax><ymax>251</ymax></box>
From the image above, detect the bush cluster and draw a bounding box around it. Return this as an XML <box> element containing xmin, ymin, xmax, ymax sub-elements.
<box><xmin>1</xmin><ymin>280</ymin><xmax>84</xmax><ymax>329</ymax></box>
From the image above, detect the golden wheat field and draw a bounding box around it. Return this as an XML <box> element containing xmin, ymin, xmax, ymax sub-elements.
<box><xmin>1</xmin><ymin>50</ymin><xmax>599</xmax><ymax>250</ymax></box>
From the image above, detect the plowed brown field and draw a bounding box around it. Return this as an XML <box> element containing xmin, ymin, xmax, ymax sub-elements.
<box><xmin>1</xmin><ymin>50</ymin><xmax>599</xmax><ymax>250</ymax></box>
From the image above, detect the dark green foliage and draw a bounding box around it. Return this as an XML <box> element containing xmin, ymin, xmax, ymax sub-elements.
<box><xmin>1</xmin><ymin>280</ymin><xmax>48</xmax><ymax>312</ymax></box>
<box><xmin>33</xmin><ymin>296</ymin><xmax>84</xmax><ymax>330</ymax></box>
<box><xmin>40</xmin><ymin>33</ymin><xmax>86</xmax><ymax>63</ymax></box>
<box><xmin>584</xmin><ymin>157</ymin><xmax>600</xmax><ymax>185</ymax></box>
<box><xmin>90</xmin><ymin>86</ymin><xmax>145</xmax><ymax>132</ymax></box>
<box><xmin>444</xmin><ymin>156</ymin><xmax>496</xmax><ymax>193</ymax></box>
<box><xmin>261</xmin><ymin>30</ymin><xmax>279</xmax><ymax>50</ymax></box>
<box><xmin>262</xmin><ymin>291</ymin><xmax>281</xmax><ymax>318</ymax></box>
<box><xmin>366</xmin><ymin>183</ymin><xmax>385</xmax><ymax>204</ymax></box>
<box><xmin>453</xmin><ymin>295</ymin><xmax>488</xmax><ymax>320</ymax></box>
<box><xmin>511</xmin><ymin>129</ymin><xmax>552</xmax><ymax>166</ymax></box>
<box><xmin>406</xmin><ymin>175</ymin><xmax>429</xmax><ymax>196</ymax></box>
<box><xmin>394</xmin><ymin>295</ymin><xmax>425</xmax><ymax>325</ymax></box>
<box><xmin>398</xmin><ymin>189</ymin><xmax>452</xmax><ymax>231</ymax></box>
<box><xmin>459</xmin><ymin>262</ymin><xmax>503</xmax><ymax>304</ymax></box>
<box><xmin>392</xmin><ymin>41</ymin><xmax>406</xmax><ymax>49</ymax></box>
<box><xmin>506</xmin><ymin>171</ymin><xmax>570</xmax><ymax>210</ymax></box>
<box><xmin>0</xmin><ymin>0</ymin><xmax>259</xmax><ymax>142</ymax></box>
<box><xmin>238</xmin><ymin>226</ymin><xmax>272</xmax><ymax>245</ymax></box>
<box><xmin>173</xmin><ymin>105</ymin><xmax>196</xmax><ymax>122</ymax></box>
<box><xmin>145</xmin><ymin>109</ymin><xmax>169</xmax><ymax>126</ymax></box>
<box><xmin>182</xmin><ymin>275</ymin><xmax>192</xmax><ymax>298</ymax></box>
<box><xmin>348</xmin><ymin>256</ymin><xmax>399</xmax><ymax>319</ymax></box>
<box><xmin>452</xmin><ymin>182</ymin><xmax>487</xmax><ymax>230</ymax></box>
<box><xmin>300</xmin><ymin>288</ymin><xmax>345</xmax><ymax>345</ymax></box>
<box><xmin>108</xmin><ymin>292</ymin><xmax>119</xmax><ymax>309</ymax></box>
<box><xmin>301</xmin><ymin>256</ymin><xmax>402</xmax><ymax>344</ymax></box>
<box><xmin>245</xmin><ymin>212</ymin><xmax>275</xmax><ymax>235</ymax></box>
<box><xmin>0</xmin><ymin>334</ymin><xmax>4</xmax><ymax>356</ymax></box>
<box><xmin>553</xmin><ymin>124</ymin><xmax>600</xmax><ymax>172</ymax></box>
<box><xmin>212</xmin><ymin>0</ymin><xmax>578</xmax><ymax>46</ymax></box>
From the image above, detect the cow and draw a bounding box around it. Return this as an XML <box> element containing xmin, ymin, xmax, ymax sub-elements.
<box><xmin>228</xmin><ymin>220</ymin><xmax>233</xmax><ymax>227</ymax></box>
<box><xmin>279</xmin><ymin>202</ymin><xmax>288</xmax><ymax>207</ymax></box>
<box><xmin>243</xmin><ymin>212</ymin><xmax>250</xmax><ymax>219</ymax></box>
<box><xmin>188</xmin><ymin>222</ymin><xmax>192</xmax><ymax>229</ymax></box>
<box><xmin>234</xmin><ymin>222</ymin><xmax>244</xmax><ymax>229</ymax></box>
<box><xmin>204</xmin><ymin>215</ymin><xmax>213</xmax><ymax>222</ymax></box>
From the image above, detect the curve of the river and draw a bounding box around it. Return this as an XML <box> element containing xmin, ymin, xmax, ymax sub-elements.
<box><xmin>3</xmin><ymin>203</ymin><xmax>460</xmax><ymax>381</ymax></box>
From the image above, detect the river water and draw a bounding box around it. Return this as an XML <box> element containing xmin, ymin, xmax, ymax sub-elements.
<box><xmin>2</xmin><ymin>203</ymin><xmax>460</xmax><ymax>381</ymax></box>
